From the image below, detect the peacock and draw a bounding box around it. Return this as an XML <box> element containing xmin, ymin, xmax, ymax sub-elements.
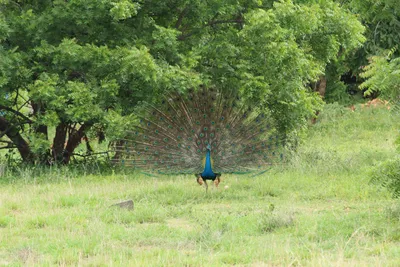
<box><xmin>111</xmin><ymin>86</ymin><xmax>285</xmax><ymax>191</ymax></box>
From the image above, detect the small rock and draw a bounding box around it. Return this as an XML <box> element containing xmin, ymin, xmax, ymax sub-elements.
<box><xmin>111</xmin><ymin>199</ymin><xmax>134</xmax><ymax>210</ymax></box>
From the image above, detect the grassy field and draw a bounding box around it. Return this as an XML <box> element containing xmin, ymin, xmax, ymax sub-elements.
<box><xmin>1</xmin><ymin>104</ymin><xmax>400</xmax><ymax>266</ymax></box>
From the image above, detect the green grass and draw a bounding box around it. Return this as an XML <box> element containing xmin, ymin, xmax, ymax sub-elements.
<box><xmin>1</xmin><ymin>104</ymin><xmax>400</xmax><ymax>266</ymax></box>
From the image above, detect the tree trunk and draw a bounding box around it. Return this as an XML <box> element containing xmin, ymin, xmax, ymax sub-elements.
<box><xmin>31</xmin><ymin>101</ymin><xmax>50</xmax><ymax>163</ymax></box>
<box><xmin>52</xmin><ymin>123</ymin><xmax>68</xmax><ymax>163</ymax></box>
<box><xmin>311</xmin><ymin>75</ymin><xmax>327</xmax><ymax>124</ymax></box>
<box><xmin>63</xmin><ymin>123</ymin><xmax>92</xmax><ymax>164</ymax></box>
<box><xmin>31</xmin><ymin>101</ymin><xmax>48</xmax><ymax>139</ymax></box>
<box><xmin>112</xmin><ymin>139</ymin><xmax>125</xmax><ymax>161</ymax></box>
<box><xmin>316</xmin><ymin>75</ymin><xmax>326</xmax><ymax>98</ymax></box>
<box><xmin>0</xmin><ymin>116</ymin><xmax>34</xmax><ymax>163</ymax></box>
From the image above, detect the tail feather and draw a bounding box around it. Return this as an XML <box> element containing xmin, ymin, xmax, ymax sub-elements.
<box><xmin>112</xmin><ymin>87</ymin><xmax>286</xmax><ymax>174</ymax></box>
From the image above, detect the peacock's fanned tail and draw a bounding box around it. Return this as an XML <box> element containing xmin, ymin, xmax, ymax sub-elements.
<box><xmin>111</xmin><ymin>87</ymin><xmax>285</xmax><ymax>174</ymax></box>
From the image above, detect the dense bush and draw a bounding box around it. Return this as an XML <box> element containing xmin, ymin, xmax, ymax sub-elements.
<box><xmin>360</xmin><ymin>49</ymin><xmax>400</xmax><ymax>99</ymax></box>
<box><xmin>370</xmin><ymin>156</ymin><xmax>400</xmax><ymax>198</ymax></box>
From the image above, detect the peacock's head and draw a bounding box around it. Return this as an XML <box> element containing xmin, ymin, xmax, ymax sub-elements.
<box><xmin>206</xmin><ymin>144</ymin><xmax>212</xmax><ymax>151</ymax></box>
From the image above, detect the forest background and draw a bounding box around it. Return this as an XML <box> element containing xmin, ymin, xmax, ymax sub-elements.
<box><xmin>1</xmin><ymin>0</ymin><xmax>398</xmax><ymax>166</ymax></box>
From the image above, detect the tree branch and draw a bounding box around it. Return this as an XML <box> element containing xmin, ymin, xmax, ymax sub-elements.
<box><xmin>0</xmin><ymin>146</ymin><xmax>17</xmax><ymax>150</ymax></box>
<box><xmin>0</xmin><ymin>139</ymin><xmax>16</xmax><ymax>149</ymax></box>
<box><xmin>71</xmin><ymin>151</ymin><xmax>111</xmax><ymax>158</ymax></box>
<box><xmin>178</xmin><ymin>17</ymin><xmax>244</xmax><ymax>41</ymax></box>
<box><xmin>0</xmin><ymin>116</ymin><xmax>34</xmax><ymax>162</ymax></box>
<box><xmin>0</xmin><ymin>140</ymin><xmax>14</xmax><ymax>145</ymax></box>
<box><xmin>63</xmin><ymin>122</ymin><xmax>94</xmax><ymax>164</ymax></box>
<box><xmin>0</xmin><ymin>105</ymin><xmax>33</xmax><ymax>123</ymax></box>
<box><xmin>175</xmin><ymin>6</ymin><xmax>189</xmax><ymax>29</ymax></box>
<box><xmin>206</xmin><ymin>18</ymin><xmax>244</xmax><ymax>27</ymax></box>
<box><xmin>31</xmin><ymin>100</ymin><xmax>48</xmax><ymax>139</ymax></box>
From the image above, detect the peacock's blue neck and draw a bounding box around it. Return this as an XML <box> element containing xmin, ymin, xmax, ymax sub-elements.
<box><xmin>201</xmin><ymin>150</ymin><xmax>216</xmax><ymax>178</ymax></box>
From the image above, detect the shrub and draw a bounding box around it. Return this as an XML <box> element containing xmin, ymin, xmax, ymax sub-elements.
<box><xmin>370</xmin><ymin>156</ymin><xmax>400</xmax><ymax>198</ymax></box>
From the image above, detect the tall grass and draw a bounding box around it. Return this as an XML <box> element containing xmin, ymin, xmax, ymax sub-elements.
<box><xmin>1</xmin><ymin>104</ymin><xmax>400</xmax><ymax>266</ymax></box>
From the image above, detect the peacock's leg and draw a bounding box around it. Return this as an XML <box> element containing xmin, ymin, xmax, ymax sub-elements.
<box><xmin>214</xmin><ymin>174</ymin><xmax>221</xmax><ymax>188</ymax></box>
<box><xmin>196</xmin><ymin>174</ymin><xmax>204</xmax><ymax>185</ymax></box>
<box><xmin>196</xmin><ymin>174</ymin><xmax>208</xmax><ymax>192</ymax></box>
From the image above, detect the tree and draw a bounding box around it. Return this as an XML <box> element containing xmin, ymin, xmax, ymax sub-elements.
<box><xmin>0</xmin><ymin>0</ymin><xmax>365</xmax><ymax>164</ymax></box>
<box><xmin>0</xmin><ymin>0</ymin><xmax>180</xmax><ymax>164</ymax></box>
<box><xmin>321</xmin><ymin>0</ymin><xmax>400</xmax><ymax>103</ymax></box>
<box><xmin>351</xmin><ymin>0</ymin><xmax>400</xmax><ymax>100</ymax></box>
<box><xmin>347</xmin><ymin>0</ymin><xmax>400</xmax><ymax>55</ymax></box>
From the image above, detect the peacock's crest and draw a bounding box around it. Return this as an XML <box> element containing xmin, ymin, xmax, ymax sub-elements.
<box><xmin>111</xmin><ymin>87</ymin><xmax>285</xmax><ymax>175</ymax></box>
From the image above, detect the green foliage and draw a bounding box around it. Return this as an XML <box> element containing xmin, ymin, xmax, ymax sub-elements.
<box><xmin>323</xmin><ymin>54</ymin><xmax>365</xmax><ymax>105</ymax></box>
<box><xmin>360</xmin><ymin>49</ymin><xmax>400</xmax><ymax>98</ymax></box>
<box><xmin>355</xmin><ymin>5</ymin><xmax>400</xmax><ymax>194</ymax></box>
<box><xmin>0</xmin><ymin>0</ymin><xmax>366</xmax><ymax>164</ymax></box>
<box><xmin>316</xmin><ymin>0</ymin><xmax>400</xmax><ymax>105</ymax></box>
<box><xmin>195</xmin><ymin>0</ymin><xmax>364</xmax><ymax>133</ymax></box>
<box><xmin>347</xmin><ymin>0</ymin><xmax>400</xmax><ymax>54</ymax></box>
<box><xmin>324</xmin><ymin>80</ymin><xmax>350</xmax><ymax>104</ymax></box>
<box><xmin>370</xmin><ymin>156</ymin><xmax>400</xmax><ymax>198</ymax></box>
<box><xmin>109</xmin><ymin>0</ymin><xmax>138</xmax><ymax>21</ymax></box>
